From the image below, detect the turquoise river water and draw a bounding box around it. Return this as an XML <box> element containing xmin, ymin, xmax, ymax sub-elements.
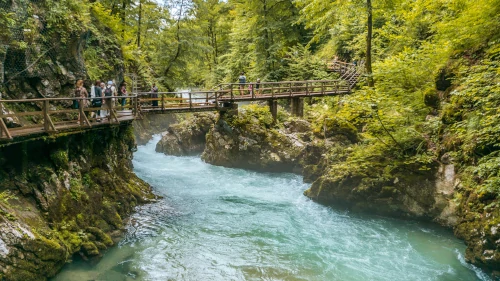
<box><xmin>54</xmin><ymin>135</ymin><xmax>491</xmax><ymax>281</ymax></box>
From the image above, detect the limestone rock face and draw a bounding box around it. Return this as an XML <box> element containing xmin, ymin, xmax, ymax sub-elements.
<box><xmin>0</xmin><ymin>124</ymin><xmax>156</xmax><ymax>281</ymax></box>
<box><xmin>156</xmin><ymin>113</ymin><xmax>217</xmax><ymax>156</ymax></box>
<box><xmin>304</xmin><ymin>162</ymin><xmax>459</xmax><ymax>222</ymax></box>
<box><xmin>201</xmin><ymin>108</ymin><xmax>311</xmax><ymax>172</ymax></box>
<box><xmin>133</xmin><ymin>114</ymin><xmax>178</xmax><ymax>146</ymax></box>
<box><xmin>454</xmin><ymin>182</ymin><xmax>500</xmax><ymax>272</ymax></box>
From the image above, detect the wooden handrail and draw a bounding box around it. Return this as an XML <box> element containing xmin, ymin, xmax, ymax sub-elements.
<box><xmin>0</xmin><ymin>78</ymin><xmax>358</xmax><ymax>141</ymax></box>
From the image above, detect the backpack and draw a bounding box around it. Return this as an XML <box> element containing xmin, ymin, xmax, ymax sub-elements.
<box><xmin>104</xmin><ymin>86</ymin><xmax>113</xmax><ymax>97</ymax></box>
<box><xmin>239</xmin><ymin>75</ymin><xmax>246</xmax><ymax>84</ymax></box>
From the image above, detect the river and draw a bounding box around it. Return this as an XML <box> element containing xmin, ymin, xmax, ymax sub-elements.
<box><xmin>53</xmin><ymin>135</ymin><xmax>490</xmax><ymax>281</ymax></box>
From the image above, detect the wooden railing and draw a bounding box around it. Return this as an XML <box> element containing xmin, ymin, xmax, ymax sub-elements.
<box><xmin>0</xmin><ymin>96</ymin><xmax>140</xmax><ymax>140</ymax></box>
<box><xmin>136</xmin><ymin>79</ymin><xmax>350</xmax><ymax>113</ymax></box>
<box><xmin>0</xmin><ymin>79</ymin><xmax>355</xmax><ymax>141</ymax></box>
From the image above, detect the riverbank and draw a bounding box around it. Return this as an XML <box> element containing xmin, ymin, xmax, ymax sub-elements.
<box><xmin>0</xmin><ymin>124</ymin><xmax>156</xmax><ymax>281</ymax></box>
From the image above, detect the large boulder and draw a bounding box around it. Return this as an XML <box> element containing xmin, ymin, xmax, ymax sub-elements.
<box><xmin>156</xmin><ymin>113</ymin><xmax>217</xmax><ymax>156</ymax></box>
<box><xmin>201</xmin><ymin>105</ymin><xmax>311</xmax><ymax>173</ymax></box>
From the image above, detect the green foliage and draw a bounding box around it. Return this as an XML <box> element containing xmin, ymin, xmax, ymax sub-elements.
<box><xmin>230</xmin><ymin>104</ymin><xmax>274</xmax><ymax>128</ymax></box>
<box><xmin>0</xmin><ymin>191</ymin><xmax>17</xmax><ymax>204</ymax></box>
<box><xmin>50</xmin><ymin>150</ymin><xmax>69</xmax><ymax>169</ymax></box>
<box><xmin>283</xmin><ymin>45</ymin><xmax>337</xmax><ymax>81</ymax></box>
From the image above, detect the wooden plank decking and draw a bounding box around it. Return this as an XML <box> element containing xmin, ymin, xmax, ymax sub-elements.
<box><xmin>0</xmin><ymin>62</ymin><xmax>361</xmax><ymax>144</ymax></box>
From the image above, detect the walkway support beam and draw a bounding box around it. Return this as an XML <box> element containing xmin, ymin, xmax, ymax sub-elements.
<box><xmin>268</xmin><ymin>100</ymin><xmax>278</xmax><ymax>122</ymax></box>
<box><xmin>290</xmin><ymin>97</ymin><xmax>304</xmax><ymax>117</ymax></box>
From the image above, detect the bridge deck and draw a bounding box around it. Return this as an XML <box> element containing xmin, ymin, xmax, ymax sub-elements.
<box><xmin>0</xmin><ymin>62</ymin><xmax>360</xmax><ymax>145</ymax></box>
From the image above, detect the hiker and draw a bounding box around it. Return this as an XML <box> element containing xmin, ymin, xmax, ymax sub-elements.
<box><xmin>102</xmin><ymin>81</ymin><xmax>115</xmax><ymax>117</ymax></box>
<box><xmin>74</xmin><ymin>79</ymin><xmax>89</xmax><ymax>124</ymax></box>
<box><xmin>151</xmin><ymin>83</ymin><xmax>159</xmax><ymax>107</ymax></box>
<box><xmin>100</xmin><ymin>82</ymin><xmax>107</xmax><ymax>118</ymax></box>
<box><xmin>238</xmin><ymin>72</ymin><xmax>246</xmax><ymax>95</ymax></box>
<box><xmin>256</xmin><ymin>78</ymin><xmax>261</xmax><ymax>95</ymax></box>
<box><xmin>119</xmin><ymin>82</ymin><xmax>127</xmax><ymax>108</ymax></box>
<box><xmin>92</xmin><ymin>80</ymin><xmax>103</xmax><ymax>122</ymax></box>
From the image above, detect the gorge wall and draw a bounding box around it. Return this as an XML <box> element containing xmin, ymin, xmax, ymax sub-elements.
<box><xmin>0</xmin><ymin>124</ymin><xmax>156</xmax><ymax>281</ymax></box>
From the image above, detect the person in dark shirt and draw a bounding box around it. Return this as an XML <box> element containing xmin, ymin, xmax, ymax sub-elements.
<box><xmin>238</xmin><ymin>72</ymin><xmax>246</xmax><ymax>95</ymax></box>
<box><xmin>92</xmin><ymin>80</ymin><xmax>103</xmax><ymax>122</ymax></box>
<box><xmin>151</xmin><ymin>83</ymin><xmax>159</xmax><ymax>107</ymax></box>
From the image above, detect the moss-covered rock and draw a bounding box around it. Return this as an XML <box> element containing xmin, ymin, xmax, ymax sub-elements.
<box><xmin>156</xmin><ymin>113</ymin><xmax>217</xmax><ymax>156</ymax></box>
<box><xmin>133</xmin><ymin>114</ymin><xmax>179</xmax><ymax>145</ymax></box>
<box><xmin>201</xmin><ymin>105</ymin><xmax>311</xmax><ymax>173</ymax></box>
<box><xmin>0</xmin><ymin>124</ymin><xmax>156</xmax><ymax>281</ymax></box>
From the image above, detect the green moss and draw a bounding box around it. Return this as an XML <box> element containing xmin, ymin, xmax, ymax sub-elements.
<box><xmin>50</xmin><ymin>149</ymin><xmax>69</xmax><ymax>169</ymax></box>
<box><xmin>312</xmin><ymin>117</ymin><xmax>358</xmax><ymax>143</ymax></box>
<box><xmin>423</xmin><ymin>88</ymin><xmax>440</xmax><ymax>108</ymax></box>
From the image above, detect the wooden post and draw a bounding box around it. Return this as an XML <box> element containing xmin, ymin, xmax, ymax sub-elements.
<box><xmin>189</xmin><ymin>92</ymin><xmax>192</xmax><ymax>109</ymax></box>
<box><xmin>0</xmin><ymin>101</ymin><xmax>12</xmax><ymax>140</ymax></box>
<box><xmin>161</xmin><ymin>94</ymin><xmax>165</xmax><ymax>112</ymax></box>
<box><xmin>306</xmin><ymin>82</ymin><xmax>309</xmax><ymax>96</ymax></box>
<box><xmin>271</xmin><ymin>84</ymin><xmax>274</xmax><ymax>98</ymax></box>
<box><xmin>134</xmin><ymin>96</ymin><xmax>138</xmax><ymax>117</ymax></box>
<box><xmin>43</xmin><ymin>99</ymin><xmax>56</xmax><ymax>133</ymax></box>
<box><xmin>230</xmin><ymin>84</ymin><xmax>234</xmax><ymax>101</ymax></box>
<box><xmin>251</xmin><ymin>84</ymin><xmax>255</xmax><ymax>99</ymax></box>
<box><xmin>215</xmin><ymin>91</ymin><xmax>219</xmax><ymax>109</ymax></box>
<box><xmin>108</xmin><ymin>97</ymin><xmax>115</xmax><ymax>123</ymax></box>
<box><xmin>79</xmin><ymin>98</ymin><xmax>91</xmax><ymax>127</ymax></box>
<box><xmin>321</xmin><ymin>81</ymin><xmax>325</xmax><ymax>95</ymax></box>
<box><xmin>268</xmin><ymin>100</ymin><xmax>277</xmax><ymax>123</ymax></box>
<box><xmin>206</xmin><ymin>92</ymin><xmax>209</xmax><ymax>104</ymax></box>
<box><xmin>289</xmin><ymin>82</ymin><xmax>293</xmax><ymax>97</ymax></box>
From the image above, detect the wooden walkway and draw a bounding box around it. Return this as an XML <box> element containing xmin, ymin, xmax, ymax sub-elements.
<box><xmin>0</xmin><ymin>62</ymin><xmax>361</xmax><ymax>144</ymax></box>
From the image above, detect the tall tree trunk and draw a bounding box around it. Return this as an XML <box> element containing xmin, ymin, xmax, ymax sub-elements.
<box><xmin>366</xmin><ymin>0</ymin><xmax>374</xmax><ymax>87</ymax></box>
<box><xmin>164</xmin><ymin>0</ymin><xmax>185</xmax><ymax>77</ymax></box>
<box><xmin>121</xmin><ymin>0</ymin><xmax>128</xmax><ymax>40</ymax></box>
<box><xmin>137</xmin><ymin>0</ymin><xmax>143</xmax><ymax>48</ymax></box>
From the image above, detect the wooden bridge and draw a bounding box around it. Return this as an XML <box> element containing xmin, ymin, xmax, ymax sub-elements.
<box><xmin>0</xmin><ymin>61</ymin><xmax>361</xmax><ymax>144</ymax></box>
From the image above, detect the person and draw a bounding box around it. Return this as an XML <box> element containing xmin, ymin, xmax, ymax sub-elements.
<box><xmin>119</xmin><ymin>82</ymin><xmax>127</xmax><ymax>108</ymax></box>
<box><xmin>256</xmin><ymin>78</ymin><xmax>261</xmax><ymax>95</ymax></box>
<box><xmin>238</xmin><ymin>72</ymin><xmax>246</xmax><ymax>95</ymax></box>
<box><xmin>74</xmin><ymin>79</ymin><xmax>89</xmax><ymax>124</ymax></box>
<box><xmin>100</xmin><ymin>82</ymin><xmax>108</xmax><ymax>118</ymax></box>
<box><xmin>151</xmin><ymin>83</ymin><xmax>159</xmax><ymax>107</ymax></box>
<box><xmin>103</xmin><ymin>81</ymin><xmax>115</xmax><ymax>117</ymax></box>
<box><xmin>92</xmin><ymin>80</ymin><xmax>103</xmax><ymax>122</ymax></box>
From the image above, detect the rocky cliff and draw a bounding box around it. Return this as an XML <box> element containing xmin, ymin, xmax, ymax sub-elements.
<box><xmin>133</xmin><ymin>114</ymin><xmax>178</xmax><ymax>146</ymax></box>
<box><xmin>201</xmin><ymin>105</ymin><xmax>309</xmax><ymax>173</ymax></box>
<box><xmin>155</xmin><ymin>113</ymin><xmax>216</xmax><ymax>156</ymax></box>
<box><xmin>0</xmin><ymin>124</ymin><xmax>156</xmax><ymax>281</ymax></box>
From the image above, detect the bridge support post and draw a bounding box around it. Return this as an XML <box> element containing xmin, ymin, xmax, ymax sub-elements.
<box><xmin>290</xmin><ymin>97</ymin><xmax>304</xmax><ymax>117</ymax></box>
<box><xmin>268</xmin><ymin>100</ymin><xmax>278</xmax><ymax>122</ymax></box>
